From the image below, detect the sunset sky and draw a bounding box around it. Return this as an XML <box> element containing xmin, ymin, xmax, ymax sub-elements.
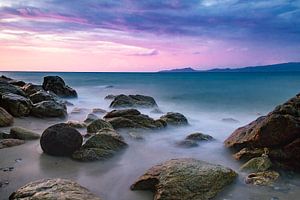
<box><xmin>0</xmin><ymin>0</ymin><xmax>300</xmax><ymax>72</ymax></box>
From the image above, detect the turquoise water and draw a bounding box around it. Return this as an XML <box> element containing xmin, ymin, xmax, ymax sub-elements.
<box><xmin>1</xmin><ymin>72</ymin><xmax>300</xmax><ymax>200</ymax></box>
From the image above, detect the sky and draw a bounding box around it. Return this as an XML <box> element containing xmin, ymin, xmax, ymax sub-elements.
<box><xmin>0</xmin><ymin>0</ymin><xmax>300</xmax><ymax>72</ymax></box>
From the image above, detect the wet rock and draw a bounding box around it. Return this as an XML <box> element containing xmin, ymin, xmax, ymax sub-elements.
<box><xmin>131</xmin><ymin>158</ymin><xmax>237</xmax><ymax>200</ymax></box>
<box><xmin>42</xmin><ymin>76</ymin><xmax>77</xmax><ymax>98</ymax></box>
<box><xmin>240</xmin><ymin>156</ymin><xmax>272</xmax><ymax>173</ymax></box>
<box><xmin>66</xmin><ymin>120</ymin><xmax>86</xmax><ymax>129</ymax></box>
<box><xmin>224</xmin><ymin>93</ymin><xmax>300</xmax><ymax>171</ymax></box>
<box><xmin>87</xmin><ymin>119</ymin><xmax>113</xmax><ymax>133</ymax></box>
<box><xmin>10</xmin><ymin>127</ymin><xmax>40</xmax><ymax>140</ymax></box>
<box><xmin>40</xmin><ymin>123</ymin><xmax>83</xmax><ymax>156</ymax></box>
<box><xmin>233</xmin><ymin>147</ymin><xmax>265</xmax><ymax>160</ymax></box>
<box><xmin>0</xmin><ymin>131</ymin><xmax>11</xmax><ymax>139</ymax></box>
<box><xmin>104</xmin><ymin>94</ymin><xmax>116</xmax><ymax>100</ymax></box>
<box><xmin>0</xmin><ymin>107</ymin><xmax>13</xmax><ymax>127</ymax></box>
<box><xmin>8</xmin><ymin>80</ymin><xmax>26</xmax><ymax>87</ymax></box>
<box><xmin>84</xmin><ymin>113</ymin><xmax>99</xmax><ymax>124</ymax></box>
<box><xmin>185</xmin><ymin>132</ymin><xmax>214</xmax><ymax>141</ymax></box>
<box><xmin>104</xmin><ymin>109</ymin><xmax>165</xmax><ymax>129</ymax></box>
<box><xmin>92</xmin><ymin>108</ymin><xmax>107</xmax><ymax>114</ymax></box>
<box><xmin>72</xmin><ymin>128</ymin><xmax>127</xmax><ymax>161</ymax></box>
<box><xmin>245</xmin><ymin>171</ymin><xmax>280</xmax><ymax>186</ymax></box>
<box><xmin>159</xmin><ymin>112</ymin><xmax>188</xmax><ymax>126</ymax></box>
<box><xmin>222</xmin><ymin>118</ymin><xmax>240</xmax><ymax>123</ymax></box>
<box><xmin>0</xmin><ymin>93</ymin><xmax>32</xmax><ymax>117</ymax></box>
<box><xmin>21</xmin><ymin>83</ymin><xmax>43</xmax><ymax>96</ymax></box>
<box><xmin>29</xmin><ymin>90</ymin><xmax>56</xmax><ymax>103</ymax></box>
<box><xmin>9</xmin><ymin>178</ymin><xmax>102</xmax><ymax>200</ymax></box>
<box><xmin>176</xmin><ymin>139</ymin><xmax>199</xmax><ymax>148</ymax></box>
<box><xmin>0</xmin><ymin>139</ymin><xmax>25</xmax><ymax>149</ymax></box>
<box><xmin>110</xmin><ymin>94</ymin><xmax>157</xmax><ymax>108</ymax></box>
<box><xmin>31</xmin><ymin>100</ymin><xmax>67</xmax><ymax>118</ymax></box>
<box><xmin>0</xmin><ymin>81</ymin><xmax>26</xmax><ymax>97</ymax></box>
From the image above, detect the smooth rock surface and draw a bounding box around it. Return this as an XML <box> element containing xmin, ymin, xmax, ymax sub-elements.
<box><xmin>0</xmin><ymin>107</ymin><xmax>13</xmax><ymax>127</ymax></box>
<box><xmin>10</xmin><ymin>127</ymin><xmax>40</xmax><ymax>140</ymax></box>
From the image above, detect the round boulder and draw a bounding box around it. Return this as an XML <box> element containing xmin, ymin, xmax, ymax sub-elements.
<box><xmin>40</xmin><ymin>123</ymin><xmax>83</xmax><ymax>156</ymax></box>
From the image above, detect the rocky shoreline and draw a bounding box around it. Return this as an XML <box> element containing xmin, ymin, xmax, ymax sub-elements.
<box><xmin>0</xmin><ymin>74</ymin><xmax>299</xmax><ymax>199</ymax></box>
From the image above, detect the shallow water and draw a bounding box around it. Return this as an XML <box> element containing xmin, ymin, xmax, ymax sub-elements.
<box><xmin>1</xmin><ymin>72</ymin><xmax>300</xmax><ymax>200</ymax></box>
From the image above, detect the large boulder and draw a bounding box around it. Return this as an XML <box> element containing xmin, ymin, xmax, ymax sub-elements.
<box><xmin>104</xmin><ymin>109</ymin><xmax>165</xmax><ymax>129</ymax></box>
<box><xmin>159</xmin><ymin>112</ymin><xmax>188</xmax><ymax>126</ymax></box>
<box><xmin>224</xmin><ymin>93</ymin><xmax>300</xmax><ymax>171</ymax></box>
<box><xmin>42</xmin><ymin>76</ymin><xmax>77</xmax><ymax>98</ymax></box>
<box><xmin>10</xmin><ymin>127</ymin><xmax>40</xmax><ymax>140</ymax></box>
<box><xmin>0</xmin><ymin>93</ymin><xmax>32</xmax><ymax>117</ymax></box>
<box><xmin>9</xmin><ymin>178</ymin><xmax>102</xmax><ymax>200</ymax></box>
<box><xmin>131</xmin><ymin>158</ymin><xmax>237</xmax><ymax>200</ymax></box>
<box><xmin>109</xmin><ymin>94</ymin><xmax>157</xmax><ymax>108</ymax></box>
<box><xmin>29</xmin><ymin>90</ymin><xmax>56</xmax><ymax>103</ymax></box>
<box><xmin>0</xmin><ymin>81</ymin><xmax>26</xmax><ymax>97</ymax></box>
<box><xmin>40</xmin><ymin>123</ymin><xmax>83</xmax><ymax>156</ymax></box>
<box><xmin>31</xmin><ymin>100</ymin><xmax>67</xmax><ymax>118</ymax></box>
<box><xmin>72</xmin><ymin>128</ymin><xmax>127</xmax><ymax>161</ymax></box>
<box><xmin>87</xmin><ymin>119</ymin><xmax>113</xmax><ymax>133</ymax></box>
<box><xmin>0</xmin><ymin>107</ymin><xmax>13</xmax><ymax>127</ymax></box>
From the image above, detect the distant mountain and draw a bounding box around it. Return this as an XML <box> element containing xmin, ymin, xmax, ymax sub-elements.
<box><xmin>159</xmin><ymin>67</ymin><xmax>198</xmax><ymax>73</ymax></box>
<box><xmin>158</xmin><ymin>62</ymin><xmax>300</xmax><ymax>73</ymax></box>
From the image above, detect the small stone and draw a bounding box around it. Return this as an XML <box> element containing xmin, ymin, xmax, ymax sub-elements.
<box><xmin>245</xmin><ymin>171</ymin><xmax>280</xmax><ymax>186</ymax></box>
<box><xmin>240</xmin><ymin>156</ymin><xmax>272</xmax><ymax>173</ymax></box>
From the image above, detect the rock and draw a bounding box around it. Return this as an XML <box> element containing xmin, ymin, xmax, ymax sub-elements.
<box><xmin>224</xmin><ymin>93</ymin><xmax>300</xmax><ymax>171</ymax></box>
<box><xmin>0</xmin><ymin>139</ymin><xmax>25</xmax><ymax>149</ymax></box>
<box><xmin>0</xmin><ymin>107</ymin><xmax>13</xmax><ymax>127</ymax></box>
<box><xmin>31</xmin><ymin>100</ymin><xmax>67</xmax><ymax>118</ymax></box>
<box><xmin>245</xmin><ymin>171</ymin><xmax>280</xmax><ymax>186</ymax></box>
<box><xmin>72</xmin><ymin>128</ymin><xmax>127</xmax><ymax>161</ymax></box>
<box><xmin>84</xmin><ymin>113</ymin><xmax>99</xmax><ymax>124</ymax></box>
<box><xmin>40</xmin><ymin>123</ymin><xmax>83</xmax><ymax>156</ymax></box>
<box><xmin>159</xmin><ymin>112</ymin><xmax>188</xmax><ymax>126</ymax></box>
<box><xmin>29</xmin><ymin>90</ymin><xmax>56</xmax><ymax>103</ymax></box>
<box><xmin>185</xmin><ymin>132</ymin><xmax>214</xmax><ymax>141</ymax></box>
<box><xmin>21</xmin><ymin>83</ymin><xmax>43</xmax><ymax>96</ymax></box>
<box><xmin>222</xmin><ymin>118</ymin><xmax>240</xmax><ymax>123</ymax></box>
<box><xmin>131</xmin><ymin>158</ymin><xmax>237</xmax><ymax>200</ymax></box>
<box><xmin>8</xmin><ymin>80</ymin><xmax>26</xmax><ymax>87</ymax></box>
<box><xmin>10</xmin><ymin>127</ymin><xmax>40</xmax><ymax>140</ymax></box>
<box><xmin>0</xmin><ymin>131</ymin><xmax>11</xmax><ymax>139</ymax></box>
<box><xmin>109</xmin><ymin>94</ymin><xmax>157</xmax><ymax>108</ymax></box>
<box><xmin>9</xmin><ymin>178</ymin><xmax>102</xmax><ymax>200</ymax></box>
<box><xmin>240</xmin><ymin>156</ymin><xmax>272</xmax><ymax>173</ymax></box>
<box><xmin>92</xmin><ymin>108</ymin><xmax>107</xmax><ymax>114</ymax></box>
<box><xmin>176</xmin><ymin>139</ymin><xmax>199</xmax><ymax>148</ymax></box>
<box><xmin>233</xmin><ymin>147</ymin><xmax>265</xmax><ymax>160</ymax></box>
<box><xmin>104</xmin><ymin>94</ymin><xmax>116</xmax><ymax>100</ymax></box>
<box><xmin>128</xmin><ymin>131</ymin><xmax>144</xmax><ymax>140</ymax></box>
<box><xmin>42</xmin><ymin>76</ymin><xmax>77</xmax><ymax>98</ymax></box>
<box><xmin>0</xmin><ymin>93</ymin><xmax>32</xmax><ymax>117</ymax></box>
<box><xmin>71</xmin><ymin>107</ymin><xmax>83</xmax><ymax>114</ymax></box>
<box><xmin>151</xmin><ymin>108</ymin><xmax>164</xmax><ymax>114</ymax></box>
<box><xmin>0</xmin><ymin>81</ymin><xmax>26</xmax><ymax>97</ymax></box>
<box><xmin>66</xmin><ymin>120</ymin><xmax>86</xmax><ymax>128</ymax></box>
<box><xmin>104</xmin><ymin>109</ymin><xmax>165</xmax><ymax>129</ymax></box>
<box><xmin>87</xmin><ymin>119</ymin><xmax>113</xmax><ymax>133</ymax></box>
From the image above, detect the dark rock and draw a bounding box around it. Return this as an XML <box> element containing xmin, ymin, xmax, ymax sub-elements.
<box><xmin>159</xmin><ymin>112</ymin><xmax>188</xmax><ymax>126</ymax></box>
<box><xmin>185</xmin><ymin>132</ymin><xmax>214</xmax><ymax>141</ymax></box>
<box><xmin>92</xmin><ymin>108</ymin><xmax>107</xmax><ymax>114</ymax></box>
<box><xmin>8</xmin><ymin>80</ymin><xmax>26</xmax><ymax>87</ymax></box>
<box><xmin>104</xmin><ymin>109</ymin><xmax>141</xmax><ymax>118</ymax></box>
<box><xmin>87</xmin><ymin>119</ymin><xmax>113</xmax><ymax>133</ymax></box>
<box><xmin>176</xmin><ymin>139</ymin><xmax>199</xmax><ymax>148</ymax></box>
<box><xmin>240</xmin><ymin>155</ymin><xmax>272</xmax><ymax>173</ymax></box>
<box><xmin>72</xmin><ymin>128</ymin><xmax>127</xmax><ymax>161</ymax></box>
<box><xmin>233</xmin><ymin>147</ymin><xmax>265</xmax><ymax>160</ymax></box>
<box><xmin>9</xmin><ymin>178</ymin><xmax>102</xmax><ymax>200</ymax></box>
<box><xmin>224</xmin><ymin>93</ymin><xmax>300</xmax><ymax>171</ymax></box>
<box><xmin>0</xmin><ymin>81</ymin><xmax>26</xmax><ymax>97</ymax></box>
<box><xmin>0</xmin><ymin>93</ymin><xmax>32</xmax><ymax>117</ymax></box>
<box><xmin>131</xmin><ymin>158</ymin><xmax>237</xmax><ymax>200</ymax></box>
<box><xmin>10</xmin><ymin>127</ymin><xmax>40</xmax><ymax>140</ymax></box>
<box><xmin>40</xmin><ymin>123</ymin><xmax>83</xmax><ymax>156</ymax></box>
<box><xmin>66</xmin><ymin>120</ymin><xmax>86</xmax><ymax>129</ymax></box>
<box><xmin>21</xmin><ymin>83</ymin><xmax>43</xmax><ymax>96</ymax></box>
<box><xmin>0</xmin><ymin>131</ymin><xmax>11</xmax><ymax>139</ymax></box>
<box><xmin>31</xmin><ymin>100</ymin><xmax>67</xmax><ymax>118</ymax></box>
<box><xmin>0</xmin><ymin>139</ymin><xmax>25</xmax><ymax>149</ymax></box>
<box><xmin>0</xmin><ymin>107</ymin><xmax>13</xmax><ymax>127</ymax></box>
<box><xmin>104</xmin><ymin>94</ymin><xmax>116</xmax><ymax>100</ymax></box>
<box><xmin>109</xmin><ymin>94</ymin><xmax>157</xmax><ymax>108</ymax></box>
<box><xmin>84</xmin><ymin>113</ymin><xmax>99</xmax><ymax>124</ymax></box>
<box><xmin>42</xmin><ymin>76</ymin><xmax>77</xmax><ymax>98</ymax></box>
<box><xmin>245</xmin><ymin>171</ymin><xmax>280</xmax><ymax>186</ymax></box>
<box><xmin>29</xmin><ymin>90</ymin><xmax>56</xmax><ymax>103</ymax></box>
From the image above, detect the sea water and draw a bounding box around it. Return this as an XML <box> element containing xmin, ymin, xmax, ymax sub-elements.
<box><xmin>0</xmin><ymin>72</ymin><xmax>300</xmax><ymax>200</ymax></box>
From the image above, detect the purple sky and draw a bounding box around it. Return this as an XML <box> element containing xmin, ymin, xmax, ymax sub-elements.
<box><xmin>0</xmin><ymin>0</ymin><xmax>300</xmax><ymax>71</ymax></box>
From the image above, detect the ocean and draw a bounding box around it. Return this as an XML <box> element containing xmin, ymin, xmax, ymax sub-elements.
<box><xmin>1</xmin><ymin>72</ymin><xmax>300</xmax><ymax>200</ymax></box>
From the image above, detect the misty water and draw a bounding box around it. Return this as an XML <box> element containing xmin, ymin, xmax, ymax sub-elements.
<box><xmin>1</xmin><ymin>72</ymin><xmax>300</xmax><ymax>200</ymax></box>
